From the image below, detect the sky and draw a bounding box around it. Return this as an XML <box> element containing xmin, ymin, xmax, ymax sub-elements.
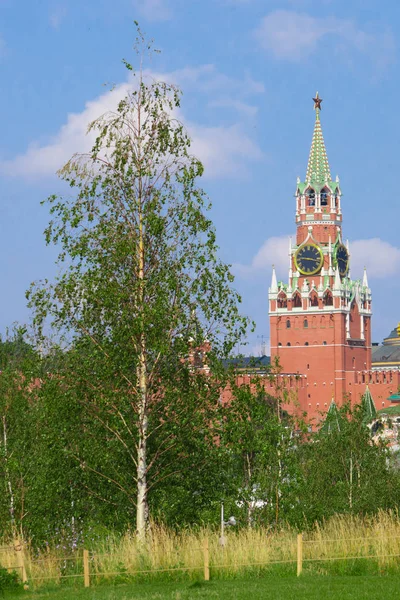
<box><xmin>1</xmin><ymin>0</ymin><xmax>400</xmax><ymax>354</ymax></box>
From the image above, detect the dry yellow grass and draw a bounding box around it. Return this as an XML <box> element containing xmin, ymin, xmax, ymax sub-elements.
<box><xmin>2</xmin><ymin>510</ymin><xmax>400</xmax><ymax>587</ymax></box>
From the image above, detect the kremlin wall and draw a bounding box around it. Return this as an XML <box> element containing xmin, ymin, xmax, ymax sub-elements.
<box><xmin>223</xmin><ymin>94</ymin><xmax>400</xmax><ymax>426</ymax></box>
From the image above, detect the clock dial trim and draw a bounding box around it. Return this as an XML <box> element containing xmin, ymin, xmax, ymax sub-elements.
<box><xmin>334</xmin><ymin>243</ymin><xmax>349</xmax><ymax>276</ymax></box>
<box><xmin>294</xmin><ymin>243</ymin><xmax>324</xmax><ymax>276</ymax></box>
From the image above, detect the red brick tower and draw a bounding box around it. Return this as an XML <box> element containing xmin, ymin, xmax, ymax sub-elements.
<box><xmin>269</xmin><ymin>94</ymin><xmax>372</xmax><ymax>419</ymax></box>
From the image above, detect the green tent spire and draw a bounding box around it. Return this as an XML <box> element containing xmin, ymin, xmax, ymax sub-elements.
<box><xmin>320</xmin><ymin>398</ymin><xmax>343</xmax><ymax>434</ymax></box>
<box><xmin>305</xmin><ymin>92</ymin><xmax>332</xmax><ymax>186</ymax></box>
<box><xmin>361</xmin><ymin>386</ymin><xmax>377</xmax><ymax>424</ymax></box>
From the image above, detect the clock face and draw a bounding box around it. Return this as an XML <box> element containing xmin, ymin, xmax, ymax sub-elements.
<box><xmin>295</xmin><ymin>244</ymin><xmax>324</xmax><ymax>275</ymax></box>
<box><xmin>335</xmin><ymin>244</ymin><xmax>349</xmax><ymax>276</ymax></box>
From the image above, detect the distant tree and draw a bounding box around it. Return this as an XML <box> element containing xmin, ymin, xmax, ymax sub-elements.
<box><xmin>27</xmin><ymin>27</ymin><xmax>249</xmax><ymax>540</ymax></box>
<box><xmin>297</xmin><ymin>402</ymin><xmax>400</xmax><ymax>522</ymax></box>
<box><xmin>0</xmin><ymin>329</ymin><xmax>39</xmax><ymax>539</ymax></box>
<box><xmin>219</xmin><ymin>363</ymin><xmax>303</xmax><ymax>528</ymax></box>
<box><xmin>0</xmin><ymin>325</ymin><xmax>35</xmax><ymax>370</ymax></box>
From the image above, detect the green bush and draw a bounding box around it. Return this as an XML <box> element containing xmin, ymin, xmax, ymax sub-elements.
<box><xmin>0</xmin><ymin>565</ymin><xmax>22</xmax><ymax>594</ymax></box>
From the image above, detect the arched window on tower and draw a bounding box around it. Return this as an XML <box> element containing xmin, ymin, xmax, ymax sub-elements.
<box><xmin>304</xmin><ymin>318</ymin><xmax>308</xmax><ymax>328</ymax></box>
<box><xmin>306</xmin><ymin>188</ymin><xmax>315</xmax><ymax>207</ymax></box>
<box><xmin>286</xmin><ymin>319</ymin><xmax>291</xmax><ymax>329</ymax></box>
<box><xmin>323</xmin><ymin>290</ymin><xmax>333</xmax><ymax>306</ymax></box>
<box><xmin>320</xmin><ymin>187</ymin><xmax>329</xmax><ymax>206</ymax></box>
<box><xmin>292</xmin><ymin>292</ymin><xmax>302</xmax><ymax>308</ymax></box>
<box><xmin>309</xmin><ymin>291</ymin><xmax>319</xmax><ymax>307</ymax></box>
<box><xmin>277</xmin><ymin>292</ymin><xmax>287</xmax><ymax>309</ymax></box>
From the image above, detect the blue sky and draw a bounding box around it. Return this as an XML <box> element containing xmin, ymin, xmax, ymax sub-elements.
<box><xmin>1</xmin><ymin>0</ymin><xmax>399</xmax><ymax>353</ymax></box>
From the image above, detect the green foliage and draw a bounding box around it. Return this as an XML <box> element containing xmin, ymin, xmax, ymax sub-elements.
<box><xmin>25</xmin><ymin>26</ymin><xmax>249</xmax><ymax>536</ymax></box>
<box><xmin>215</xmin><ymin>364</ymin><xmax>307</xmax><ymax>528</ymax></box>
<box><xmin>0</xmin><ymin>329</ymin><xmax>42</xmax><ymax>538</ymax></box>
<box><xmin>0</xmin><ymin>565</ymin><xmax>22</xmax><ymax>594</ymax></box>
<box><xmin>0</xmin><ymin>326</ymin><xmax>35</xmax><ymax>371</ymax></box>
<box><xmin>296</xmin><ymin>402</ymin><xmax>400</xmax><ymax>524</ymax></box>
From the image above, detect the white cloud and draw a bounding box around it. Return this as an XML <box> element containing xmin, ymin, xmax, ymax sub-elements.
<box><xmin>350</xmin><ymin>238</ymin><xmax>400</xmax><ymax>279</ymax></box>
<box><xmin>49</xmin><ymin>4</ymin><xmax>67</xmax><ymax>29</ymax></box>
<box><xmin>134</xmin><ymin>0</ymin><xmax>171</xmax><ymax>21</ymax></box>
<box><xmin>208</xmin><ymin>98</ymin><xmax>258</xmax><ymax>118</ymax></box>
<box><xmin>0</xmin><ymin>82</ymin><xmax>133</xmax><ymax>179</ymax></box>
<box><xmin>254</xmin><ymin>10</ymin><xmax>395</xmax><ymax>65</ymax></box>
<box><xmin>0</xmin><ymin>68</ymin><xmax>263</xmax><ymax>181</ymax></box>
<box><xmin>188</xmin><ymin>122</ymin><xmax>262</xmax><ymax>178</ymax></box>
<box><xmin>161</xmin><ymin>64</ymin><xmax>265</xmax><ymax>99</ymax></box>
<box><xmin>234</xmin><ymin>234</ymin><xmax>400</xmax><ymax>280</ymax></box>
<box><xmin>233</xmin><ymin>235</ymin><xmax>293</xmax><ymax>279</ymax></box>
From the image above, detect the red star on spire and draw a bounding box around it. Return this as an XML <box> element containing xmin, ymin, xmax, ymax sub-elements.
<box><xmin>313</xmin><ymin>92</ymin><xmax>322</xmax><ymax>110</ymax></box>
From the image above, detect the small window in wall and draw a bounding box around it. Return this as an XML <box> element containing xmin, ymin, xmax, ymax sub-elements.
<box><xmin>323</xmin><ymin>341</ymin><xmax>327</xmax><ymax>345</ymax></box>
<box><xmin>304</xmin><ymin>319</ymin><xmax>308</xmax><ymax>328</ymax></box>
<box><xmin>352</xmin><ymin>357</ymin><xmax>355</xmax><ymax>369</ymax></box>
<box><xmin>286</xmin><ymin>319</ymin><xmax>291</xmax><ymax>328</ymax></box>
<box><xmin>278</xmin><ymin>342</ymin><xmax>282</xmax><ymax>346</ymax></box>
<box><xmin>287</xmin><ymin>342</ymin><xmax>291</xmax><ymax>346</ymax></box>
<box><xmin>307</xmin><ymin>364</ymin><xmax>310</xmax><ymax>369</ymax></box>
<box><xmin>305</xmin><ymin>342</ymin><xmax>309</xmax><ymax>346</ymax></box>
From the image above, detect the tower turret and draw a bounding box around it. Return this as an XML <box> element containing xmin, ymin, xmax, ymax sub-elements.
<box><xmin>295</xmin><ymin>92</ymin><xmax>342</xmax><ymax>248</ymax></box>
<box><xmin>269</xmin><ymin>94</ymin><xmax>372</xmax><ymax>420</ymax></box>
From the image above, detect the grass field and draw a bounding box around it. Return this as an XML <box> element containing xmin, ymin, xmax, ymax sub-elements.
<box><xmin>3</xmin><ymin>512</ymin><xmax>400</xmax><ymax>598</ymax></box>
<box><xmin>5</xmin><ymin>575</ymin><xmax>400</xmax><ymax>600</ymax></box>
<box><xmin>3</xmin><ymin>511</ymin><xmax>400</xmax><ymax>588</ymax></box>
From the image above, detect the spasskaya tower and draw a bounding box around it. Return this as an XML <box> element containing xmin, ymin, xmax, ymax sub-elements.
<box><xmin>268</xmin><ymin>94</ymin><xmax>372</xmax><ymax>419</ymax></box>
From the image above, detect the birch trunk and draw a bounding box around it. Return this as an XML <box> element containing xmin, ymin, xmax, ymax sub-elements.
<box><xmin>136</xmin><ymin>119</ymin><xmax>148</xmax><ymax>540</ymax></box>
<box><xmin>136</xmin><ymin>340</ymin><xmax>148</xmax><ymax>541</ymax></box>
<box><xmin>2</xmin><ymin>415</ymin><xmax>16</xmax><ymax>536</ymax></box>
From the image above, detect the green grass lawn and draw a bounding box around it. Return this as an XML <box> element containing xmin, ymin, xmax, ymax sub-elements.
<box><xmin>5</xmin><ymin>575</ymin><xmax>400</xmax><ymax>600</ymax></box>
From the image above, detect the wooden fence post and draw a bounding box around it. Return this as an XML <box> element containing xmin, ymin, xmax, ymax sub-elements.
<box><xmin>14</xmin><ymin>540</ymin><xmax>27</xmax><ymax>587</ymax></box>
<box><xmin>83</xmin><ymin>549</ymin><xmax>90</xmax><ymax>588</ymax></box>
<box><xmin>203</xmin><ymin>538</ymin><xmax>210</xmax><ymax>581</ymax></box>
<box><xmin>297</xmin><ymin>533</ymin><xmax>303</xmax><ymax>577</ymax></box>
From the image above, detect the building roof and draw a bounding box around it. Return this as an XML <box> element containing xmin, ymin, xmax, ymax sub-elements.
<box><xmin>372</xmin><ymin>323</ymin><xmax>400</xmax><ymax>366</ymax></box>
<box><xmin>223</xmin><ymin>355</ymin><xmax>271</xmax><ymax>371</ymax></box>
<box><xmin>387</xmin><ymin>394</ymin><xmax>400</xmax><ymax>402</ymax></box>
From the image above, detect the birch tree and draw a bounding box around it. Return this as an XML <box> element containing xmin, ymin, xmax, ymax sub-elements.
<box><xmin>27</xmin><ymin>30</ymin><xmax>248</xmax><ymax>540</ymax></box>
